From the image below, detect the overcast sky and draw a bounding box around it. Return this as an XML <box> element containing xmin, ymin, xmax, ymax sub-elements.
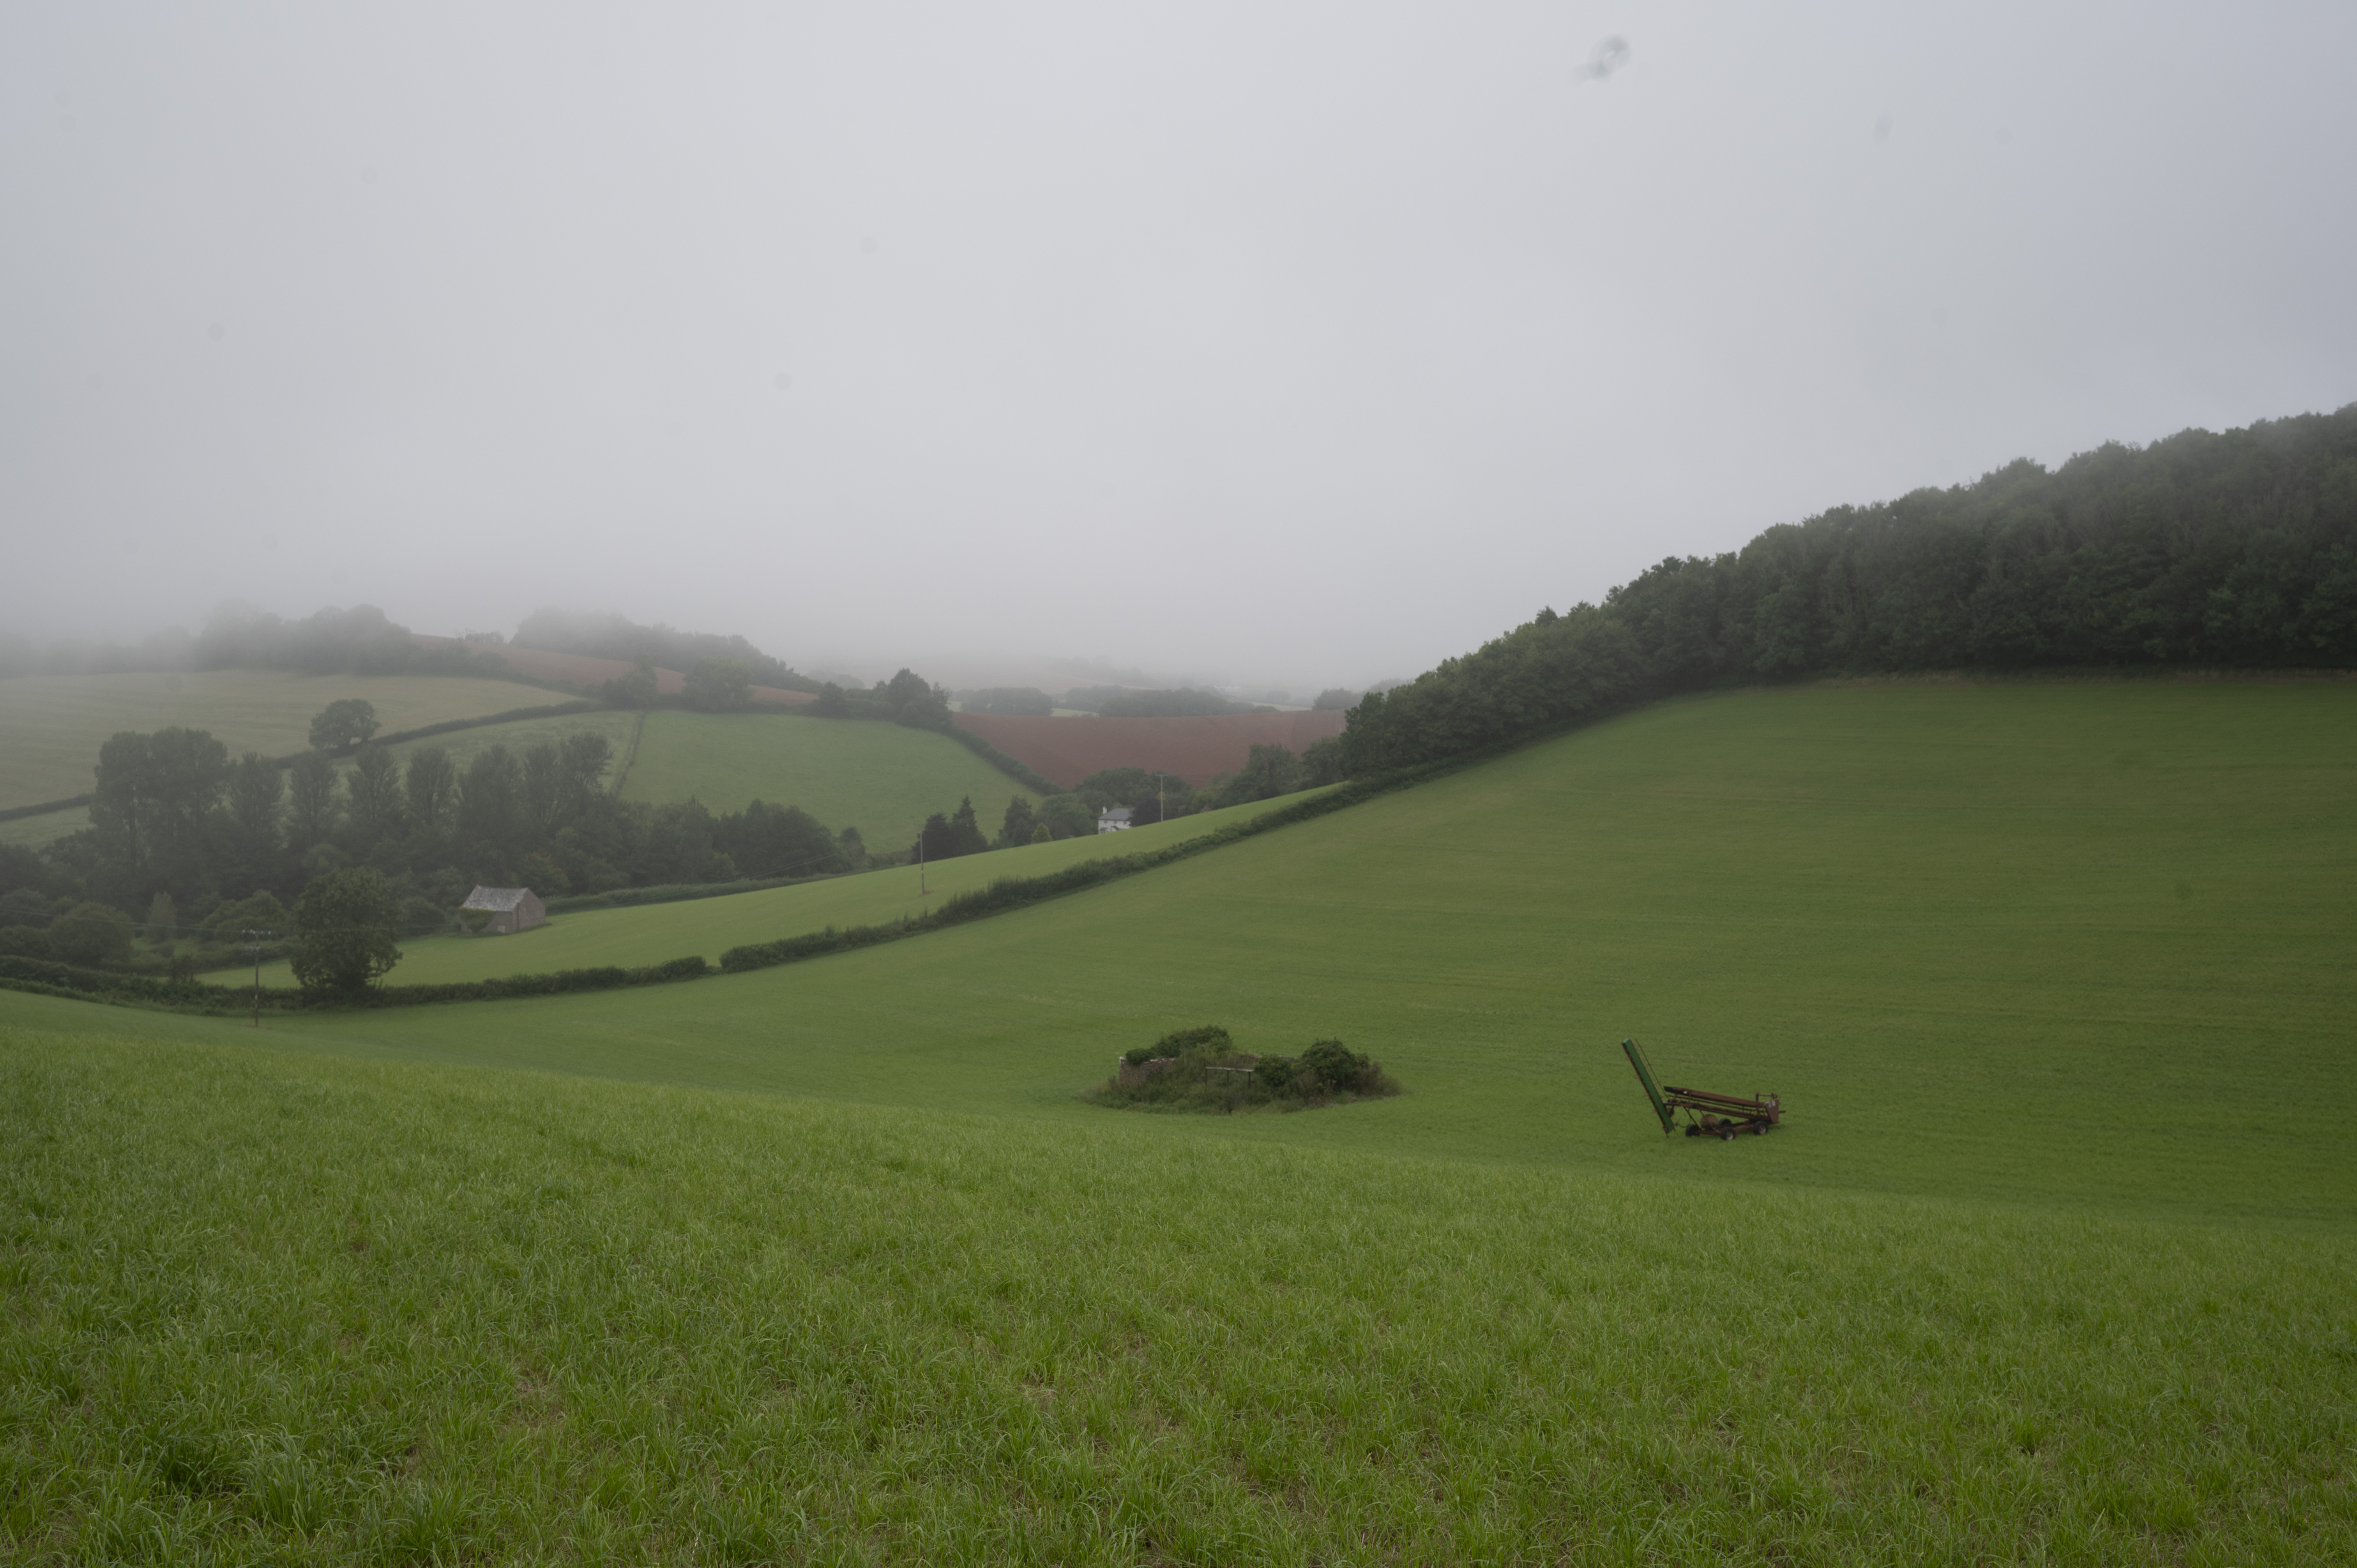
<box><xmin>4</xmin><ymin>2</ymin><xmax>2352</xmax><ymax>690</ymax></box>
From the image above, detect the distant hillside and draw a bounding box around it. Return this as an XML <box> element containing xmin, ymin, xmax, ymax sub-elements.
<box><xmin>511</xmin><ymin>607</ymin><xmax>822</xmax><ymax>695</ymax></box>
<box><xmin>954</xmin><ymin>709</ymin><xmax>1345</xmax><ymax>788</ymax></box>
<box><xmin>406</xmin><ymin>636</ymin><xmax>814</xmax><ymax>707</ymax></box>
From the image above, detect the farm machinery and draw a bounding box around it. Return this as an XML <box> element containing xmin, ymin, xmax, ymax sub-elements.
<box><xmin>1621</xmin><ymin>1038</ymin><xmax>1781</xmax><ymax>1140</ymax></box>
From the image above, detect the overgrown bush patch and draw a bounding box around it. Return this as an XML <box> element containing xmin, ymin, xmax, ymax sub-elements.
<box><xmin>1089</xmin><ymin>1024</ymin><xmax>1402</xmax><ymax>1113</ymax></box>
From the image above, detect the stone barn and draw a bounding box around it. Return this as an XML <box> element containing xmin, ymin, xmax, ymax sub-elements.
<box><xmin>460</xmin><ymin>886</ymin><xmax>546</xmax><ymax>935</ymax></box>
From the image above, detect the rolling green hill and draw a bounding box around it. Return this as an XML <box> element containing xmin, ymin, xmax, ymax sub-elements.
<box><xmin>173</xmin><ymin>677</ymin><xmax>2357</xmax><ymax>1221</ymax></box>
<box><xmin>226</xmin><ymin>790</ymin><xmax>1326</xmax><ymax>985</ymax></box>
<box><xmin>0</xmin><ymin>669</ymin><xmax>563</xmax><ymax>811</ymax></box>
<box><xmin>7</xmin><ymin>676</ymin><xmax>2353</xmax><ymax>1560</ymax></box>
<box><xmin>618</xmin><ymin>710</ymin><xmax>1032</xmax><ymax>848</ymax></box>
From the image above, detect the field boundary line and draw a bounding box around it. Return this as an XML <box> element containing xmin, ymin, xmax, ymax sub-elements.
<box><xmin>0</xmin><ymin>793</ymin><xmax>92</xmax><ymax>823</ymax></box>
<box><xmin>609</xmin><ymin>709</ymin><xmax>648</xmax><ymax>798</ymax></box>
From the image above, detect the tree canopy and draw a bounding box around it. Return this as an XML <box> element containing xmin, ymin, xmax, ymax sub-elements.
<box><xmin>288</xmin><ymin>866</ymin><xmax>403</xmax><ymax>997</ymax></box>
<box><xmin>308</xmin><ymin>698</ymin><xmax>381</xmax><ymax>752</ymax></box>
<box><xmin>1344</xmin><ymin>406</ymin><xmax>2357</xmax><ymax>775</ymax></box>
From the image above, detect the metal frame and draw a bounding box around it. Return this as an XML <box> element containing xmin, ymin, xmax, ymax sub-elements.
<box><xmin>1621</xmin><ymin>1038</ymin><xmax>1781</xmax><ymax>1140</ymax></box>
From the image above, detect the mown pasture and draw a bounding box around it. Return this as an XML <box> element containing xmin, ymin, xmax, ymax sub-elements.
<box><xmin>4</xmin><ymin>677</ymin><xmax>2353</xmax><ymax>1560</ymax></box>
<box><xmin>618</xmin><ymin>710</ymin><xmax>1036</xmax><ymax>848</ymax></box>
<box><xmin>228</xmin><ymin>790</ymin><xmax>1324</xmax><ymax>986</ymax></box>
<box><xmin>0</xmin><ymin>669</ymin><xmax>560</xmax><ymax>811</ymax></box>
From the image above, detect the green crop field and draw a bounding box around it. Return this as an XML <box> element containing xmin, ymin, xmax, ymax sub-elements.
<box><xmin>223</xmin><ymin>791</ymin><xmax>1325</xmax><ymax>986</ymax></box>
<box><xmin>618</xmin><ymin>710</ymin><xmax>1035</xmax><ymax>848</ymax></box>
<box><xmin>5</xmin><ymin>677</ymin><xmax>2354</xmax><ymax>1561</ymax></box>
<box><xmin>0</xmin><ymin>669</ymin><xmax>565</xmax><ymax>811</ymax></box>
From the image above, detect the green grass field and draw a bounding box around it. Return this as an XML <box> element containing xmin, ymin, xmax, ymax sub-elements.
<box><xmin>226</xmin><ymin>677</ymin><xmax>2357</xmax><ymax>1222</ymax></box>
<box><xmin>224</xmin><ymin>791</ymin><xmax>1325</xmax><ymax>985</ymax></box>
<box><xmin>619</xmin><ymin>710</ymin><xmax>1034</xmax><ymax>848</ymax></box>
<box><xmin>0</xmin><ymin>669</ymin><xmax>563</xmax><ymax>811</ymax></box>
<box><xmin>5</xmin><ymin>677</ymin><xmax>2354</xmax><ymax>1561</ymax></box>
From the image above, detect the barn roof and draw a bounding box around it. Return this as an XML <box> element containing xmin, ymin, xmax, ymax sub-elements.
<box><xmin>461</xmin><ymin>886</ymin><xmax>537</xmax><ymax>912</ymax></box>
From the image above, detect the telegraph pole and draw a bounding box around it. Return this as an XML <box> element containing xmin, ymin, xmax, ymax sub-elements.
<box><xmin>918</xmin><ymin>830</ymin><xmax>928</xmax><ymax>896</ymax></box>
<box><xmin>242</xmin><ymin>929</ymin><xmax>271</xmax><ymax>1027</ymax></box>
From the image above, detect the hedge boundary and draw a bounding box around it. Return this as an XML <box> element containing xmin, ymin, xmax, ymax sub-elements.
<box><xmin>0</xmin><ymin>794</ymin><xmax>92</xmax><ymax>824</ymax></box>
<box><xmin>0</xmin><ymin>951</ymin><xmax>711</xmax><ymax>1014</ymax></box>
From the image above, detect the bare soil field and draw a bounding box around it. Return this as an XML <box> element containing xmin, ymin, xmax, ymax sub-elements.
<box><xmin>953</xmin><ymin>708</ymin><xmax>1345</xmax><ymax>786</ymax></box>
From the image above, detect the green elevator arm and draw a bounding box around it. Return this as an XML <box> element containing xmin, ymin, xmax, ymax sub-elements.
<box><xmin>1622</xmin><ymin>1037</ymin><xmax>1675</xmax><ymax>1135</ymax></box>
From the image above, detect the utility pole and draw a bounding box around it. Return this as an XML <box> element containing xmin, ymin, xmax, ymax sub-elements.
<box><xmin>242</xmin><ymin>928</ymin><xmax>272</xmax><ymax>1027</ymax></box>
<box><xmin>1155</xmin><ymin>772</ymin><xmax>1166</xmax><ymax>822</ymax></box>
<box><xmin>918</xmin><ymin>830</ymin><xmax>927</xmax><ymax>896</ymax></box>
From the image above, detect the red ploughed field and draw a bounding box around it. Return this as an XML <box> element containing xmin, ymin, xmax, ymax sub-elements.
<box><xmin>953</xmin><ymin>710</ymin><xmax>1346</xmax><ymax>788</ymax></box>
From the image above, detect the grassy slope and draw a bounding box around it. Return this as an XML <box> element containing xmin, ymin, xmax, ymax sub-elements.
<box><xmin>0</xmin><ymin>669</ymin><xmax>561</xmax><ymax>810</ymax></box>
<box><xmin>230</xmin><ymin>791</ymin><xmax>1326</xmax><ymax>985</ymax></box>
<box><xmin>620</xmin><ymin>711</ymin><xmax>1025</xmax><ymax>847</ymax></box>
<box><xmin>6</xmin><ymin>678</ymin><xmax>2355</xmax><ymax>1561</ymax></box>
<box><xmin>2</xmin><ymin>1024</ymin><xmax>2350</xmax><ymax>1564</ymax></box>
<box><xmin>119</xmin><ymin>678</ymin><xmax>2357</xmax><ymax>1224</ymax></box>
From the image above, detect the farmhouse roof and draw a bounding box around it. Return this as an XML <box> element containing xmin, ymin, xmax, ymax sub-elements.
<box><xmin>1099</xmin><ymin>807</ymin><xmax>1133</xmax><ymax>823</ymax></box>
<box><xmin>461</xmin><ymin>886</ymin><xmax>535</xmax><ymax>912</ymax></box>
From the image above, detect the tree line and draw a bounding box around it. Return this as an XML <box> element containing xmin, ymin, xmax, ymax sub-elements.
<box><xmin>1343</xmin><ymin>406</ymin><xmax>2357</xmax><ymax>773</ymax></box>
<box><xmin>0</xmin><ymin>703</ymin><xmax>856</xmax><ymax>967</ymax></box>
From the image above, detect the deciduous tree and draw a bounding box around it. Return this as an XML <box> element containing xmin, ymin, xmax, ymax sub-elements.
<box><xmin>285</xmin><ymin>751</ymin><xmax>342</xmax><ymax>851</ymax></box>
<box><xmin>289</xmin><ymin>866</ymin><xmax>402</xmax><ymax>997</ymax></box>
<box><xmin>308</xmin><ymin>697</ymin><xmax>381</xmax><ymax>752</ymax></box>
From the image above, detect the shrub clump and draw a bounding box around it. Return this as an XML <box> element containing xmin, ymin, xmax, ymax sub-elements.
<box><xmin>1090</xmin><ymin>1027</ymin><xmax>1400</xmax><ymax>1114</ymax></box>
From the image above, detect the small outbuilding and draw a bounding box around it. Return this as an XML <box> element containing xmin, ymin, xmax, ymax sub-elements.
<box><xmin>460</xmin><ymin>886</ymin><xmax>546</xmax><ymax>936</ymax></box>
<box><xmin>1096</xmin><ymin>807</ymin><xmax>1134</xmax><ymax>834</ymax></box>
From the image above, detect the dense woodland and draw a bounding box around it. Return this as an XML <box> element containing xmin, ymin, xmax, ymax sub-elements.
<box><xmin>1344</xmin><ymin>407</ymin><xmax>2357</xmax><ymax>772</ymax></box>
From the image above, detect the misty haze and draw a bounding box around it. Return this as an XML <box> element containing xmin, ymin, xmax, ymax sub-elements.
<box><xmin>5</xmin><ymin>5</ymin><xmax>2355</xmax><ymax>1563</ymax></box>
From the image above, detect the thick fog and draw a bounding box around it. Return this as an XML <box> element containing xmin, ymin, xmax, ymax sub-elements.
<box><xmin>4</xmin><ymin>2</ymin><xmax>2352</xmax><ymax>691</ymax></box>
